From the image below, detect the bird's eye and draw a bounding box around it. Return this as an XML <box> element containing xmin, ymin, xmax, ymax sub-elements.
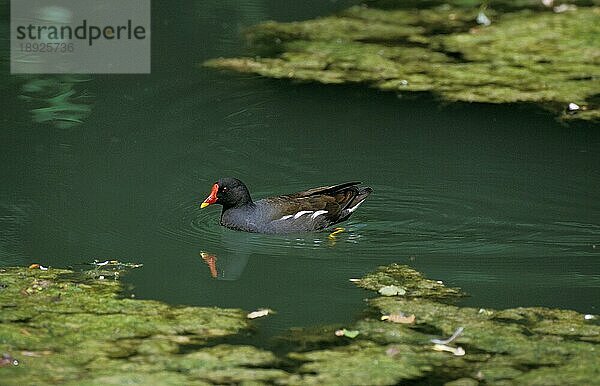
<box><xmin>222</xmin><ymin>187</ymin><xmax>228</xmax><ymax>191</ymax></box>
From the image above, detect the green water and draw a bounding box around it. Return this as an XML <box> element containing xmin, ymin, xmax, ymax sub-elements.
<box><xmin>2</xmin><ymin>0</ymin><xmax>599</xmax><ymax>338</ymax></box>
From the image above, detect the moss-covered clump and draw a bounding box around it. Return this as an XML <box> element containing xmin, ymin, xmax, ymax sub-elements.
<box><xmin>206</xmin><ymin>3</ymin><xmax>600</xmax><ymax>122</ymax></box>
<box><xmin>0</xmin><ymin>266</ymin><xmax>286</xmax><ymax>385</ymax></box>
<box><xmin>354</xmin><ymin>263</ymin><xmax>463</xmax><ymax>299</ymax></box>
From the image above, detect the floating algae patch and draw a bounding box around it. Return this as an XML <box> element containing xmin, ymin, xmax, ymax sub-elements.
<box><xmin>361</xmin><ymin>296</ymin><xmax>600</xmax><ymax>384</ymax></box>
<box><xmin>267</xmin><ymin>264</ymin><xmax>599</xmax><ymax>385</ymax></box>
<box><xmin>354</xmin><ymin>263</ymin><xmax>463</xmax><ymax>299</ymax></box>
<box><xmin>2</xmin><ymin>264</ymin><xmax>598</xmax><ymax>385</ymax></box>
<box><xmin>286</xmin><ymin>341</ymin><xmax>442</xmax><ymax>385</ymax></box>
<box><xmin>205</xmin><ymin>3</ymin><xmax>600</xmax><ymax>122</ymax></box>
<box><xmin>0</xmin><ymin>266</ymin><xmax>288</xmax><ymax>385</ymax></box>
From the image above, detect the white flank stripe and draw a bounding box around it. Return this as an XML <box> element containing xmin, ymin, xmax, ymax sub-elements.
<box><xmin>311</xmin><ymin>210</ymin><xmax>328</xmax><ymax>219</ymax></box>
<box><xmin>277</xmin><ymin>214</ymin><xmax>293</xmax><ymax>221</ymax></box>
<box><xmin>347</xmin><ymin>199</ymin><xmax>366</xmax><ymax>213</ymax></box>
<box><xmin>293</xmin><ymin>210</ymin><xmax>313</xmax><ymax>219</ymax></box>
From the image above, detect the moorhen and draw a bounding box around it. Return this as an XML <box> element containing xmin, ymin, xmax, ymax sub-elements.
<box><xmin>200</xmin><ymin>177</ymin><xmax>372</xmax><ymax>234</ymax></box>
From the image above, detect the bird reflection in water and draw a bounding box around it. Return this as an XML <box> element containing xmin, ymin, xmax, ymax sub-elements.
<box><xmin>199</xmin><ymin>226</ymin><xmax>348</xmax><ymax>279</ymax></box>
<box><xmin>200</xmin><ymin>252</ymin><xmax>218</xmax><ymax>278</ymax></box>
<box><xmin>199</xmin><ymin>250</ymin><xmax>249</xmax><ymax>281</ymax></box>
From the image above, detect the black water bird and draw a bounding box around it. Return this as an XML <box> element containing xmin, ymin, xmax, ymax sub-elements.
<box><xmin>200</xmin><ymin>177</ymin><xmax>372</xmax><ymax>234</ymax></box>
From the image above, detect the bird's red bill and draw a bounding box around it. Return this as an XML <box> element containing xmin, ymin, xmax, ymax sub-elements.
<box><xmin>201</xmin><ymin>183</ymin><xmax>219</xmax><ymax>208</ymax></box>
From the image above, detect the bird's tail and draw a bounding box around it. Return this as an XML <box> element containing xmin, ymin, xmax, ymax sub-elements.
<box><xmin>340</xmin><ymin>186</ymin><xmax>373</xmax><ymax>221</ymax></box>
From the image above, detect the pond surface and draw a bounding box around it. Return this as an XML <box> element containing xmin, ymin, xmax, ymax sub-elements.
<box><xmin>2</xmin><ymin>0</ymin><xmax>599</xmax><ymax>339</ymax></box>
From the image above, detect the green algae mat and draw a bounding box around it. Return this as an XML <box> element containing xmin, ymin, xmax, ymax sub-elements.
<box><xmin>205</xmin><ymin>1</ymin><xmax>600</xmax><ymax>122</ymax></box>
<box><xmin>0</xmin><ymin>266</ymin><xmax>280</xmax><ymax>385</ymax></box>
<box><xmin>1</xmin><ymin>263</ymin><xmax>598</xmax><ymax>385</ymax></box>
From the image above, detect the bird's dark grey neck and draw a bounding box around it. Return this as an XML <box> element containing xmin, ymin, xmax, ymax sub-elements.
<box><xmin>221</xmin><ymin>196</ymin><xmax>254</xmax><ymax>212</ymax></box>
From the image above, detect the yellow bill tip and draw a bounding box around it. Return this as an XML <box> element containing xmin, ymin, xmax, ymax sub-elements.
<box><xmin>200</xmin><ymin>202</ymin><xmax>210</xmax><ymax>209</ymax></box>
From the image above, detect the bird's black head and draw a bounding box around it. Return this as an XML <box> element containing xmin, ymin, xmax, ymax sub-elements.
<box><xmin>201</xmin><ymin>177</ymin><xmax>252</xmax><ymax>210</ymax></box>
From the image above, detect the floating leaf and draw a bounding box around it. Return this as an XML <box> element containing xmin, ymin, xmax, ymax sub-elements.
<box><xmin>378</xmin><ymin>285</ymin><xmax>406</xmax><ymax>296</ymax></box>
<box><xmin>335</xmin><ymin>329</ymin><xmax>359</xmax><ymax>339</ymax></box>
<box><xmin>27</xmin><ymin>264</ymin><xmax>48</xmax><ymax>271</ymax></box>
<box><xmin>381</xmin><ymin>313</ymin><xmax>415</xmax><ymax>324</ymax></box>
<box><xmin>476</xmin><ymin>10</ymin><xmax>491</xmax><ymax>26</ymax></box>
<box><xmin>247</xmin><ymin>309</ymin><xmax>274</xmax><ymax>319</ymax></box>
<box><xmin>432</xmin><ymin>344</ymin><xmax>465</xmax><ymax>356</ymax></box>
